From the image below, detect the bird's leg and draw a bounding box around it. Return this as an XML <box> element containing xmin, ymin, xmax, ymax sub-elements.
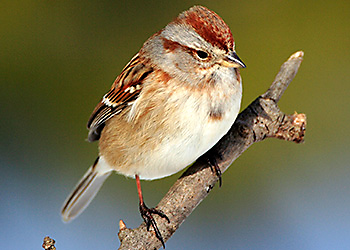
<box><xmin>135</xmin><ymin>175</ymin><xmax>170</xmax><ymax>248</ymax></box>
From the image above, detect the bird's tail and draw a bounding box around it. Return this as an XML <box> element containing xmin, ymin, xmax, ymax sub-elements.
<box><xmin>61</xmin><ymin>156</ymin><xmax>112</xmax><ymax>222</ymax></box>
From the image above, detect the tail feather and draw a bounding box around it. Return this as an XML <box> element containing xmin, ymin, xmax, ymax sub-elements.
<box><xmin>61</xmin><ymin>156</ymin><xmax>112</xmax><ymax>222</ymax></box>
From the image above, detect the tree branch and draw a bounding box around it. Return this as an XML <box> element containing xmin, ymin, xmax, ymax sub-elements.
<box><xmin>42</xmin><ymin>236</ymin><xmax>56</xmax><ymax>250</ymax></box>
<box><xmin>117</xmin><ymin>51</ymin><xmax>306</xmax><ymax>249</ymax></box>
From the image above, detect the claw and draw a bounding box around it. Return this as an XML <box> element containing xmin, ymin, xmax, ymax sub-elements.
<box><xmin>206</xmin><ymin>151</ymin><xmax>223</xmax><ymax>187</ymax></box>
<box><xmin>139</xmin><ymin>202</ymin><xmax>170</xmax><ymax>248</ymax></box>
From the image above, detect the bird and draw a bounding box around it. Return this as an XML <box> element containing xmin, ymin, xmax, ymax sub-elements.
<box><xmin>61</xmin><ymin>5</ymin><xmax>245</xmax><ymax>247</ymax></box>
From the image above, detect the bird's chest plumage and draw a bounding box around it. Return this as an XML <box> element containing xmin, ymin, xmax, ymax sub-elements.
<box><xmin>100</xmin><ymin>70</ymin><xmax>242</xmax><ymax>180</ymax></box>
<box><xmin>131</xmin><ymin>78</ymin><xmax>242</xmax><ymax>180</ymax></box>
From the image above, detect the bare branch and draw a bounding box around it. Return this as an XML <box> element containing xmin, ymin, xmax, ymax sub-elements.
<box><xmin>42</xmin><ymin>236</ymin><xmax>56</xmax><ymax>250</ymax></box>
<box><xmin>118</xmin><ymin>51</ymin><xmax>306</xmax><ymax>249</ymax></box>
<box><xmin>262</xmin><ymin>51</ymin><xmax>304</xmax><ymax>102</ymax></box>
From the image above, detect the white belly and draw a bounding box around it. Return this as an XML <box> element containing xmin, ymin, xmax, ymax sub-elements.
<box><xmin>133</xmin><ymin>89</ymin><xmax>242</xmax><ymax>180</ymax></box>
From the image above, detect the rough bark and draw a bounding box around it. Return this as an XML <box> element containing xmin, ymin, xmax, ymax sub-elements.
<box><xmin>117</xmin><ymin>51</ymin><xmax>306</xmax><ymax>249</ymax></box>
<box><xmin>42</xmin><ymin>236</ymin><xmax>56</xmax><ymax>250</ymax></box>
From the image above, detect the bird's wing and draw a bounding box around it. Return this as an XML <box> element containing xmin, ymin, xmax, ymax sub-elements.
<box><xmin>87</xmin><ymin>54</ymin><xmax>153</xmax><ymax>141</ymax></box>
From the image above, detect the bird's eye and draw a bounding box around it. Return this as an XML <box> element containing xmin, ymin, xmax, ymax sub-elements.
<box><xmin>196</xmin><ymin>50</ymin><xmax>209</xmax><ymax>60</ymax></box>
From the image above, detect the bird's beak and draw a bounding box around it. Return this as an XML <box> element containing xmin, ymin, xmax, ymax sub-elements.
<box><xmin>221</xmin><ymin>51</ymin><xmax>246</xmax><ymax>68</ymax></box>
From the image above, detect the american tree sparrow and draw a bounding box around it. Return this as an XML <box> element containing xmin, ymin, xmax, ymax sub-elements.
<box><xmin>61</xmin><ymin>5</ymin><xmax>245</xmax><ymax>247</ymax></box>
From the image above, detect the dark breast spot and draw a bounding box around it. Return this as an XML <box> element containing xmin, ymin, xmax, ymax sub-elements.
<box><xmin>208</xmin><ymin>108</ymin><xmax>223</xmax><ymax>121</ymax></box>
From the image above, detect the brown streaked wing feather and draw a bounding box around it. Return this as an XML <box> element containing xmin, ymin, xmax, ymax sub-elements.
<box><xmin>87</xmin><ymin>54</ymin><xmax>153</xmax><ymax>142</ymax></box>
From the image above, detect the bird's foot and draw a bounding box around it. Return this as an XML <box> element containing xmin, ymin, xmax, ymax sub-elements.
<box><xmin>139</xmin><ymin>202</ymin><xmax>170</xmax><ymax>248</ymax></box>
<box><xmin>206</xmin><ymin>150</ymin><xmax>223</xmax><ymax>187</ymax></box>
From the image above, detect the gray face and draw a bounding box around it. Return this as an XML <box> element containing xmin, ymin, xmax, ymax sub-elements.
<box><xmin>140</xmin><ymin>23</ymin><xmax>234</xmax><ymax>87</ymax></box>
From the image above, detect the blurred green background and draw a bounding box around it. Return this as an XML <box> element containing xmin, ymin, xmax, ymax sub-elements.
<box><xmin>1</xmin><ymin>0</ymin><xmax>349</xmax><ymax>249</ymax></box>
